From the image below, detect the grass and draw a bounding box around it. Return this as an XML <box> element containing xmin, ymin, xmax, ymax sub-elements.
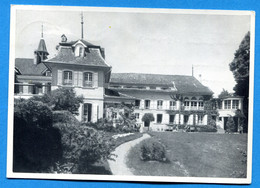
<box><xmin>127</xmin><ymin>132</ymin><xmax>248</xmax><ymax>178</ymax></box>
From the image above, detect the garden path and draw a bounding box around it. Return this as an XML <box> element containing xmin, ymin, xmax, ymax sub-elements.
<box><xmin>108</xmin><ymin>133</ymin><xmax>151</xmax><ymax>175</ymax></box>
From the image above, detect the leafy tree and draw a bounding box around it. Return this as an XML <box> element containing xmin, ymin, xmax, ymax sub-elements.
<box><xmin>218</xmin><ymin>89</ymin><xmax>231</xmax><ymax>99</ymax></box>
<box><xmin>226</xmin><ymin>116</ymin><xmax>236</xmax><ymax>133</ymax></box>
<box><xmin>142</xmin><ymin>113</ymin><xmax>155</xmax><ymax>130</ymax></box>
<box><xmin>13</xmin><ymin>99</ymin><xmax>62</xmax><ymax>172</ymax></box>
<box><xmin>229</xmin><ymin>31</ymin><xmax>250</xmax><ymax>132</ymax></box>
<box><xmin>32</xmin><ymin>88</ymin><xmax>83</xmax><ymax>115</ymax></box>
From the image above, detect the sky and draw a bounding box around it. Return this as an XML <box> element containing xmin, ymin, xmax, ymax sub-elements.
<box><xmin>14</xmin><ymin>7</ymin><xmax>252</xmax><ymax>96</ymax></box>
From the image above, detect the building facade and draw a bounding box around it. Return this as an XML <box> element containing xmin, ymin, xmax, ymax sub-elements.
<box><xmin>14</xmin><ymin>29</ymin><xmax>244</xmax><ymax>132</ymax></box>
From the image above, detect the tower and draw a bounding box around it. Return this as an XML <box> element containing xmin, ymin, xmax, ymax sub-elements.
<box><xmin>34</xmin><ymin>25</ymin><xmax>49</xmax><ymax>64</ymax></box>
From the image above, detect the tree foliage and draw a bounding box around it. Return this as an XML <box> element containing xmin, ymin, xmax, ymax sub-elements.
<box><xmin>226</xmin><ymin>116</ymin><xmax>236</xmax><ymax>133</ymax></box>
<box><xmin>229</xmin><ymin>31</ymin><xmax>250</xmax><ymax>131</ymax></box>
<box><xmin>218</xmin><ymin>89</ymin><xmax>231</xmax><ymax>99</ymax></box>
<box><xmin>32</xmin><ymin>87</ymin><xmax>83</xmax><ymax>115</ymax></box>
<box><xmin>13</xmin><ymin>99</ymin><xmax>62</xmax><ymax>172</ymax></box>
<box><xmin>141</xmin><ymin>113</ymin><xmax>155</xmax><ymax>123</ymax></box>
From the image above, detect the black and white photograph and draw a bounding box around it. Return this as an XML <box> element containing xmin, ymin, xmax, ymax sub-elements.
<box><xmin>7</xmin><ymin>5</ymin><xmax>254</xmax><ymax>184</ymax></box>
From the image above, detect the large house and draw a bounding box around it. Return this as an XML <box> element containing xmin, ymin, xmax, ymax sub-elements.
<box><xmin>14</xmin><ymin>25</ymin><xmax>244</xmax><ymax>132</ymax></box>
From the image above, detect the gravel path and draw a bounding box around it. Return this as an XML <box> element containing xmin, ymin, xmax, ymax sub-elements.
<box><xmin>108</xmin><ymin>133</ymin><xmax>151</xmax><ymax>175</ymax></box>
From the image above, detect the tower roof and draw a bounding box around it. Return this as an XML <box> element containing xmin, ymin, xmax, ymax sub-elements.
<box><xmin>37</xmin><ymin>39</ymin><xmax>49</xmax><ymax>55</ymax></box>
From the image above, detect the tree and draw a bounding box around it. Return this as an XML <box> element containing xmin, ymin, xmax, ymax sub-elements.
<box><xmin>32</xmin><ymin>88</ymin><xmax>83</xmax><ymax>115</ymax></box>
<box><xmin>13</xmin><ymin>99</ymin><xmax>62</xmax><ymax>172</ymax></box>
<box><xmin>226</xmin><ymin>116</ymin><xmax>236</xmax><ymax>133</ymax></box>
<box><xmin>229</xmin><ymin>31</ymin><xmax>250</xmax><ymax>132</ymax></box>
<box><xmin>218</xmin><ymin>89</ymin><xmax>231</xmax><ymax>99</ymax></box>
<box><xmin>141</xmin><ymin>113</ymin><xmax>155</xmax><ymax>130</ymax></box>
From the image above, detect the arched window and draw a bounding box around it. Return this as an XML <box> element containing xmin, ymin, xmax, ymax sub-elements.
<box><xmin>198</xmin><ymin>97</ymin><xmax>204</xmax><ymax>108</ymax></box>
<box><xmin>184</xmin><ymin>97</ymin><xmax>190</xmax><ymax>107</ymax></box>
<box><xmin>191</xmin><ymin>97</ymin><xmax>197</xmax><ymax>108</ymax></box>
<box><xmin>84</xmin><ymin>72</ymin><xmax>93</xmax><ymax>87</ymax></box>
<box><xmin>63</xmin><ymin>71</ymin><xmax>73</xmax><ymax>85</ymax></box>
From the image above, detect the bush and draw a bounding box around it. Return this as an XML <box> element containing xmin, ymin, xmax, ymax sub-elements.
<box><xmin>32</xmin><ymin>88</ymin><xmax>83</xmax><ymax>115</ymax></box>
<box><xmin>226</xmin><ymin>116</ymin><xmax>236</xmax><ymax>133</ymax></box>
<box><xmin>13</xmin><ymin>99</ymin><xmax>62</xmax><ymax>172</ymax></box>
<box><xmin>83</xmin><ymin>118</ymin><xmax>139</xmax><ymax>133</ymax></box>
<box><xmin>197</xmin><ymin>125</ymin><xmax>217</xmax><ymax>132</ymax></box>
<box><xmin>14</xmin><ymin>99</ymin><xmax>53</xmax><ymax>129</ymax></box>
<box><xmin>53</xmin><ymin>110</ymin><xmax>80</xmax><ymax>126</ymax></box>
<box><xmin>53</xmin><ymin>118</ymin><xmax>114</xmax><ymax>174</ymax></box>
<box><xmin>140</xmin><ymin>139</ymin><xmax>166</xmax><ymax>162</ymax></box>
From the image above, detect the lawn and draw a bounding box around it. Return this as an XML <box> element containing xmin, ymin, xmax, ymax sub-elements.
<box><xmin>126</xmin><ymin>132</ymin><xmax>248</xmax><ymax>178</ymax></box>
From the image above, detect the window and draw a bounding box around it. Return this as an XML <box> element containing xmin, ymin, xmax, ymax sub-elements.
<box><xmin>170</xmin><ymin>101</ymin><xmax>176</xmax><ymax>110</ymax></box>
<box><xmin>150</xmin><ymin>86</ymin><xmax>156</xmax><ymax>90</ymax></box>
<box><xmin>161</xmin><ymin>87</ymin><xmax>169</xmax><ymax>90</ymax></box>
<box><xmin>79</xmin><ymin>47</ymin><xmax>84</xmax><ymax>57</ymax></box>
<box><xmin>232</xmin><ymin>100</ymin><xmax>239</xmax><ymax>109</ymax></box>
<box><xmin>63</xmin><ymin>71</ymin><xmax>73</xmax><ymax>85</ymax></box>
<box><xmin>113</xmin><ymin>112</ymin><xmax>118</xmax><ymax>119</ymax></box>
<box><xmin>198</xmin><ymin>101</ymin><xmax>204</xmax><ymax>107</ymax></box>
<box><xmin>224</xmin><ymin>100</ymin><xmax>231</xmax><ymax>109</ymax></box>
<box><xmin>169</xmin><ymin>115</ymin><xmax>175</xmax><ymax>124</ymax></box>
<box><xmin>157</xmin><ymin>100</ymin><xmax>163</xmax><ymax>109</ymax></box>
<box><xmin>198</xmin><ymin>115</ymin><xmax>203</xmax><ymax>124</ymax></box>
<box><xmin>191</xmin><ymin>97</ymin><xmax>197</xmax><ymax>108</ymax></box>
<box><xmin>135</xmin><ymin>100</ymin><xmax>140</xmax><ymax>109</ymax></box>
<box><xmin>157</xmin><ymin>114</ymin><xmax>163</xmax><ymax>124</ymax></box>
<box><xmin>83</xmin><ymin>103</ymin><xmax>92</xmax><ymax>122</ymax></box>
<box><xmin>135</xmin><ymin>113</ymin><xmax>140</xmax><ymax>120</ymax></box>
<box><xmin>184</xmin><ymin>97</ymin><xmax>190</xmax><ymax>107</ymax></box>
<box><xmin>84</xmin><ymin>72</ymin><xmax>93</xmax><ymax>87</ymax></box>
<box><xmin>191</xmin><ymin>101</ymin><xmax>197</xmax><ymax>107</ymax></box>
<box><xmin>145</xmin><ymin>100</ymin><xmax>150</xmax><ymax>109</ymax></box>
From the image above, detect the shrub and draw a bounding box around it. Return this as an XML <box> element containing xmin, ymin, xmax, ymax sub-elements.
<box><xmin>140</xmin><ymin>139</ymin><xmax>166</xmax><ymax>162</ymax></box>
<box><xmin>226</xmin><ymin>116</ymin><xmax>236</xmax><ymax>133</ymax></box>
<box><xmin>14</xmin><ymin>99</ymin><xmax>53</xmax><ymax>129</ymax></box>
<box><xmin>53</xmin><ymin>110</ymin><xmax>80</xmax><ymax>126</ymax></box>
<box><xmin>197</xmin><ymin>125</ymin><xmax>217</xmax><ymax>132</ymax></box>
<box><xmin>32</xmin><ymin>88</ymin><xmax>83</xmax><ymax>115</ymax></box>
<box><xmin>13</xmin><ymin>99</ymin><xmax>62</xmax><ymax>172</ymax></box>
<box><xmin>53</xmin><ymin>117</ymin><xmax>114</xmax><ymax>174</ymax></box>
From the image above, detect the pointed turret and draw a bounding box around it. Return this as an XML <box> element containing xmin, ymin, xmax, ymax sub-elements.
<box><xmin>34</xmin><ymin>25</ymin><xmax>49</xmax><ymax>64</ymax></box>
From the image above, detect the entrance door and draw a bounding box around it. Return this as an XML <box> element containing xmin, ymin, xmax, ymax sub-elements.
<box><xmin>224</xmin><ymin>117</ymin><xmax>228</xmax><ymax>130</ymax></box>
<box><xmin>83</xmin><ymin>103</ymin><xmax>92</xmax><ymax>122</ymax></box>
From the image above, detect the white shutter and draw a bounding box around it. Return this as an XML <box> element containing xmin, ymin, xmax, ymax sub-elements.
<box><xmin>93</xmin><ymin>72</ymin><xmax>98</xmax><ymax>88</ymax></box>
<box><xmin>23</xmin><ymin>83</ymin><xmax>28</xmax><ymax>94</ymax></box>
<box><xmin>164</xmin><ymin>101</ymin><xmax>169</xmax><ymax>110</ymax></box>
<box><xmin>78</xmin><ymin>72</ymin><xmax>83</xmax><ymax>87</ymax></box>
<box><xmin>92</xmin><ymin>103</ymin><xmax>98</xmax><ymax>122</ymax></box>
<box><xmin>203</xmin><ymin>115</ymin><xmax>208</xmax><ymax>125</ymax></box>
<box><xmin>74</xmin><ymin>71</ymin><xmax>78</xmax><ymax>86</ymax></box>
<box><xmin>180</xmin><ymin>114</ymin><xmax>184</xmax><ymax>124</ymax></box>
<box><xmin>57</xmin><ymin>70</ymin><xmax>62</xmax><ymax>85</ymax></box>
<box><xmin>140</xmin><ymin>100</ymin><xmax>144</xmax><ymax>109</ymax></box>
<box><xmin>195</xmin><ymin>115</ymin><xmax>198</xmax><ymax>125</ymax></box>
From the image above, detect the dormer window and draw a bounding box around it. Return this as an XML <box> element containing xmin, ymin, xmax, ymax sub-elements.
<box><xmin>75</xmin><ymin>44</ymin><xmax>85</xmax><ymax>57</ymax></box>
<box><xmin>63</xmin><ymin>71</ymin><xmax>73</xmax><ymax>85</ymax></box>
<box><xmin>84</xmin><ymin>72</ymin><xmax>93</xmax><ymax>87</ymax></box>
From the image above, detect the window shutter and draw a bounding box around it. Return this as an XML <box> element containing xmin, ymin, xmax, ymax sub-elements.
<box><xmin>74</xmin><ymin>71</ymin><xmax>78</xmax><ymax>86</ymax></box>
<box><xmin>203</xmin><ymin>115</ymin><xmax>208</xmax><ymax>125</ymax></box>
<box><xmin>140</xmin><ymin>100</ymin><xmax>144</xmax><ymax>109</ymax></box>
<box><xmin>78</xmin><ymin>72</ymin><xmax>83</xmax><ymax>87</ymax></box>
<box><xmin>57</xmin><ymin>70</ymin><xmax>62</xmax><ymax>85</ymax></box>
<box><xmin>23</xmin><ymin>83</ymin><xmax>28</xmax><ymax>94</ymax></box>
<box><xmin>92</xmin><ymin>103</ymin><xmax>98</xmax><ymax>122</ymax></box>
<box><xmin>93</xmin><ymin>72</ymin><xmax>98</xmax><ymax>88</ymax></box>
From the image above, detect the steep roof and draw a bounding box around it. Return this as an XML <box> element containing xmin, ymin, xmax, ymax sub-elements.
<box><xmin>110</xmin><ymin>73</ymin><xmax>213</xmax><ymax>95</ymax></box>
<box><xmin>45</xmin><ymin>41</ymin><xmax>110</xmax><ymax>68</ymax></box>
<box><xmin>37</xmin><ymin>39</ymin><xmax>49</xmax><ymax>55</ymax></box>
<box><xmin>15</xmin><ymin>58</ymin><xmax>47</xmax><ymax>76</ymax></box>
